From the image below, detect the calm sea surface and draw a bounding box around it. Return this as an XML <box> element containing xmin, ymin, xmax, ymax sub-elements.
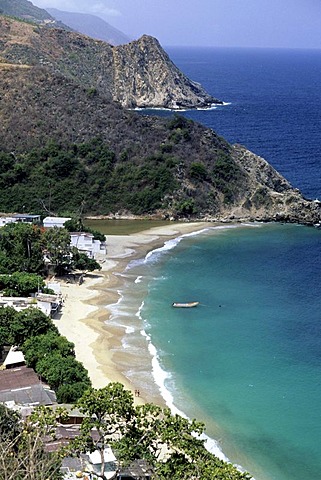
<box><xmin>110</xmin><ymin>48</ymin><xmax>321</xmax><ymax>480</ymax></box>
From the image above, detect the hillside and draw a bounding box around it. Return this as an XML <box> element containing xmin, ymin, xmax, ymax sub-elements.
<box><xmin>0</xmin><ymin>0</ymin><xmax>70</xmax><ymax>29</ymax></box>
<box><xmin>46</xmin><ymin>8</ymin><xmax>130</xmax><ymax>46</ymax></box>
<box><xmin>0</xmin><ymin>15</ymin><xmax>220</xmax><ymax>109</ymax></box>
<box><xmin>0</xmin><ymin>62</ymin><xmax>320</xmax><ymax>225</ymax></box>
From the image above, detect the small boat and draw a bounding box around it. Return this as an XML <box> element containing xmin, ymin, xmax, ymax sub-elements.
<box><xmin>172</xmin><ymin>302</ymin><xmax>199</xmax><ymax>308</ymax></box>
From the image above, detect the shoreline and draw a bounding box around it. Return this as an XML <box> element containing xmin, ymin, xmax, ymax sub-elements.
<box><xmin>53</xmin><ymin>221</ymin><xmax>211</xmax><ymax>405</ymax></box>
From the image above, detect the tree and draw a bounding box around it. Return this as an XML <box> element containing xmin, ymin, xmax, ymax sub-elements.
<box><xmin>74</xmin><ymin>384</ymin><xmax>251</xmax><ymax>480</ymax></box>
<box><xmin>23</xmin><ymin>331</ymin><xmax>75</xmax><ymax>369</ymax></box>
<box><xmin>43</xmin><ymin>226</ymin><xmax>73</xmax><ymax>275</ymax></box>
<box><xmin>0</xmin><ymin>271</ymin><xmax>46</xmax><ymax>297</ymax></box>
<box><xmin>36</xmin><ymin>354</ymin><xmax>91</xmax><ymax>402</ymax></box>
<box><xmin>75</xmin><ymin>383</ymin><xmax>135</xmax><ymax>477</ymax></box>
<box><xmin>12</xmin><ymin>307</ymin><xmax>58</xmax><ymax>346</ymax></box>
<box><xmin>0</xmin><ymin>403</ymin><xmax>21</xmax><ymax>442</ymax></box>
<box><xmin>71</xmin><ymin>248</ymin><xmax>101</xmax><ymax>272</ymax></box>
<box><xmin>0</xmin><ymin>405</ymin><xmax>64</xmax><ymax>480</ymax></box>
<box><xmin>0</xmin><ymin>223</ymin><xmax>44</xmax><ymax>274</ymax></box>
<box><xmin>0</xmin><ymin>306</ymin><xmax>16</xmax><ymax>348</ymax></box>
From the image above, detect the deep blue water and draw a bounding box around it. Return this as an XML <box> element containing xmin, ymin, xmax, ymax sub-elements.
<box><xmin>147</xmin><ymin>47</ymin><xmax>321</xmax><ymax>200</ymax></box>
<box><xmin>118</xmin><ymin>48</ymin><xmax>321</xmax><ymax>480</ymax></box>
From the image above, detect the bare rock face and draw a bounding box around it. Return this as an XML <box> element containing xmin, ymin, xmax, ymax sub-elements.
<box><xmin>213</xmin><ymin>145</ymin><xmax>321</xmax><ymax>225</ymax></box>
<box><xmin>112</xmin><ymin>35</ymin><xmax>221</xmax><ymax>109</ymax></box>
<box><xmin>0</xmin><ymin>16</ymin><xmax>221</xmax><ymax>109</ymax></box>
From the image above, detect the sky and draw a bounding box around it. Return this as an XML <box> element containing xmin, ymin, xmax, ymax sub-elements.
<box><xmin>31</xmin><ymin>0</ymin><xmax>321</xmax><ymax>49</ymax></box>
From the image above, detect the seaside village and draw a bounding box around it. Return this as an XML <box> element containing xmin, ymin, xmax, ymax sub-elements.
<box><xmin>0</xmin><ymin>213</ymin><xmax>153</xmax><ymax>480</ymax></box>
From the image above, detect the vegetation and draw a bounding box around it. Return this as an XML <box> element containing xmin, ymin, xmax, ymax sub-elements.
<box><xmin>0</xmin><ymin>404</ymin><xmax>63</xmax><ymax>480</ymax></box>
<box><xmin>70</xmin><ymin>384</ymin><xmax>251</xmax><ymax>480</ymax></box>
<box><xmin>0</xmin><ymin>306</ymin><xmax>57</xmax><ymax>348</ymax></box>
<box><xmin>0</xmin><ymin>386</ymin><xmax>251</xmax><ymax>480</ymax></box>
<box><xmin>0</xmin><ymin>271</ymin><xmax>47</xmax><ymax>296</ymax></box>
<box><xmin>0</xmin><ymin>60</ymin><xmax>257</xmax><ymax>220</ymax></box>
<box><xmin>0</xmin><ymin>223</ymin><xmax>101</xmax><ymax>276</ymax></box>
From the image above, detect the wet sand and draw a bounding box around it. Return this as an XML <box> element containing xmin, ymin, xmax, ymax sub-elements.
<box><xmin>53</xmin><ymin>222</ymin><xmax>211</xmax><ymax>405</ymax></box>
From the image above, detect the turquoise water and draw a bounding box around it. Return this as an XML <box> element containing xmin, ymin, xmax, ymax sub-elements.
<box><xmin>111</xmin><ymin>47</ymin><xmax>321</xmax><ymax>479</ymax></box>
<box><xmin>112</xmin><ymin>224</ymin><xmax>321</xmax><ymax>480</ymax></box>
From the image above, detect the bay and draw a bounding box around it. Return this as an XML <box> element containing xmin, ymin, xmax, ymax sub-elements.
<box><xmin>114</xmin><ymin>47</ymin><xmax>321</xmax><ymax>479</ymax></box>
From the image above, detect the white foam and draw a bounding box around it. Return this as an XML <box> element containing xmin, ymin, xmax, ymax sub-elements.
<box><xmin>140</xmin><ymin>325</ymin><xmax>231</xmax><ymax>463</ymax></box>
<box><xmin>135</xmin><ymin>275</ymin><xmax>143</xmax><ymax>284</ymax></box>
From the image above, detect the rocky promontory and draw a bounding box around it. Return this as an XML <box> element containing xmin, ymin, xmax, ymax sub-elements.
<box><xmin>0</xmin><ymin>16</ymin><xmax>221</xmax><ymax>109</ymax></box>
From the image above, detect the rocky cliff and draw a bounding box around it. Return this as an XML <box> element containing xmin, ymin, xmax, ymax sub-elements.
<box><xmin>0</xmin><ymin>16</ymin><xmax>221</xmax><ymax>109</ymax></box>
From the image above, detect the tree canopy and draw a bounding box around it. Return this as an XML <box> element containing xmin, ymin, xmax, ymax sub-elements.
<box><xmin>22</xmin><ymin>330</ymin><xmax>91</xmax><ymax>403</ymax></box>
<box><xmin>0</xmin><ymin>271</ymin><xmax>46</xmax><ymax>297</ymax></box>
<box><xmin>0</xmin><ymin>404</ymin><xmax>63</xmax><ymax>480</ymax></box>
<box><xmin>0</xmin><ymin>223</ymin><xmax>101</xmax><ymax>277</ymax></box>
<box><xmin>72</xmin><ymin>383</ymin><xmax>251</xmax><ymax>480</ymax></box>
<box><xmin>0</xmin><ymin>306</ymin><xmax>57</xmax><ymax>348</ymax></box>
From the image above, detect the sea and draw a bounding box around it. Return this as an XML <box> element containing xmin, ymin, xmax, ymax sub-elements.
<box><xmin>107</xmin><ymin>47</ymin><xmax>321</xmax><ymax>480</ymax></box>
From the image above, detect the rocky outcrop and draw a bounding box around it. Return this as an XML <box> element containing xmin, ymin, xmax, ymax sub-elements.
<box><xmin>0</xmin><ymin>16</ymin><xmax>221</xmax><ymax>109</ymax></box>
<box><xmin>203</xmin><ymin>145</ymin><xmax>321</xmax><ymax>225</ymax></box>
<box><xmin>111</xmin><ymin>35</ymin><xmax>220</xmax><ymax>109</ymax></box>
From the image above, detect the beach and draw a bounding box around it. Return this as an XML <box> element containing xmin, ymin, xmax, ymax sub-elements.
<box><xmin>53</xmin><ymin>222</ymin><xmax>209</xmax><ymax>405</ymax></box>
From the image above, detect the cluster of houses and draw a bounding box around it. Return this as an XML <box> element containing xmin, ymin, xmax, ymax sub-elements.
<box><xmin>0</xmin><ymin>213</ymin><xmax>107</xmax><ymax>259</ymax></box>
<box><xmin>0</xmin><ymin>213</ymin><xmax>107</xmax><ymax>318</ymax></box>
<box><xmin>0</xmin><ymin>348</ymin><xmax>153</xmax><ymax>480</ymax></box>
<box><xmin>0</xmin><ymin>214</ymin><xmax>153</xmax><ymax>479</ymax></box>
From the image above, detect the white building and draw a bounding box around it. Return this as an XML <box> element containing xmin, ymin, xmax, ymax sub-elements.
<box><xmin>0</xmin><ymin>217</ymin><xmax>16</xmax><ymax>227</ymax></box>
<box><xmin>70</xmin><ymin>232</ymin><xmax>106</xmax><ymax>258</ymax></box>
<box><xmin>43</xmin><ymin>216</ymin><xmax>71</xmax><ymax>228</ymax></box>
<box><xmin>0</xmin><ymin>294</ymin><xmax>62</xmax><ymax>317</ymax></box>
<box><xmin>0</xmin><ymin>214</ymin><xmax>41</xmax><ymax>227</ymax></box>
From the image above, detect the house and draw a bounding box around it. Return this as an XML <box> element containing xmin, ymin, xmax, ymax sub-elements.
<box><xmin>12</xmin><ymin>214</ymin><xmax>41</xmax><ymax>224</ymax></box>
<box><xmin>0</xmin><ymin>213</ymin><xmax>41</xmax><ymax>227</ymax></box>
<box><xmin>0</xmin><ymin>216</ymin><xmax>16</xmax><ymax>227</ymax></box>
<box><xmin>0</xmin><ymin>294</ymin><xmax>62</xmax><ymax>317</ymax></box>
<box><xmin>3</xmin><ymin>345</ymin><xmax>26</xmax><ymax>369</ymax></box>
<box><xmin>118</xmin><ymin>459</ymin><xmax>154</xmax><ymax>480</ymax></box>
<box><xmin>0</xmin><ymin>366</ymin><xmax>57</xmax><ymax>407</ymax></box>
<box><xmin>85</xmin><ymin>447</ymin><xmax>118</xmax><ymax>480</ymax></box>
<box><xmin>70</xmin><ymin>232</ymin><xmax>106</xmax><ymax>258</ymax></box>
<box><xmin>43</xmin><ymin>216</ymin><xmax>71</xmax><ymax>228</ymax></box>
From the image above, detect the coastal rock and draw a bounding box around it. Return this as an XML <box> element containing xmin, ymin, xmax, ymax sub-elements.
<box><xmin>0</xmin><ymin>16</ymin><xmax>221</xmax><ymax>109</ymax></box>
<box><xmin>111</xmin><ymin>35</ymin><xmax>220</xmax><ymax>109</ymax></box>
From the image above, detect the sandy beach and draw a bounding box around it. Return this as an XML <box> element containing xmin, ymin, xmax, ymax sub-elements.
<box><xmin>53</xmin><ymin>222</ymin><xmax>210</xmax><ymax>405</ymax></box>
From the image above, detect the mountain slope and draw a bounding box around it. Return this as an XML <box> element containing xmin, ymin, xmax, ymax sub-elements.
<box><xmin>0</xmin><ymin>0</ymin><xmax>71</xmax><ymax>29</ymax></box>
<box><xmin>46</xmin><ymin>8</ymin><xmax>130</xmax><ymax>46</ymax></box>
<box><xmin>0</xmin><ymin>64</ymin><xmax>319</xmax><ymax>224</ymax></box>
<box><xmin>0</xmin><ymin>15</ymin><xmax>220</xmax><ymax>109</ymax></box>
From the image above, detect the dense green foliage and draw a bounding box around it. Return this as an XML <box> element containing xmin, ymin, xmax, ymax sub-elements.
<box><xmin>0</xmin><ymin>306</ymin><xmax>57</xmax><ymax>348</ymax></box>
<box><xmin>0</xmin><ymin>271</ymin><xmax>45</xmax><ymax>296</ymax></box>
<box><xmin>0</xmin><ymin>139</ymin><xmax>179</xmax><ymax>215</ymax></box>
<box><xmin>0</xmin><ymin>134</ymin><xmax>246</xmax><ymax>218</ymax></box>
<box><xmin>0</xmin><ymin>223</ymin><xmax>101</xmax><ymax>276</ymax></box>
<box><xmin>22</xmin><ymin>330</ymin><xmax>91</xmax><ymax>403</ymax></box>
<box><xmin>0</xmin><ymin>223</ymin><xmax>44</xmax><ymax>274</ymax></box>
<box><xmin>73</xmin><ymin>384</ymin><xmax>251</xmax><ymax>480</ymax></box>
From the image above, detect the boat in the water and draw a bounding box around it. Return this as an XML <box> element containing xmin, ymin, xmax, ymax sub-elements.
<box><xmin>172</xmin><ymin>302</ymin><xmax>199</xmax><ymax>308</ymax></box>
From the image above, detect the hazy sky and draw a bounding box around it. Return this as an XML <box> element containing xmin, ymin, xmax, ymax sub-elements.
<box><xmin>32</xmin><ymin>0</ymin><xmax>321</xmax><ymax>48</ymax></box>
